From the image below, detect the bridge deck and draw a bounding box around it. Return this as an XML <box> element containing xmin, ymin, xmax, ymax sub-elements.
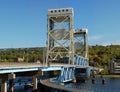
<box><xmin>0</xmin><ymin>63</ymin><xmax>90</xmax><ymax>74</ymax></box>
<box><xmin>0</xmin><ymin>62</ymin><xmax>41</xmax><ymax>68</ymax></box>
<box><xmin>0</xmin><ymin>63</ymin><xmax>79</xmax><ymax>74</ymax></box>
<box><xmin>0</xmin><ymin>63</ymin><xmax>75</xmax><ymax>68</ymax></box>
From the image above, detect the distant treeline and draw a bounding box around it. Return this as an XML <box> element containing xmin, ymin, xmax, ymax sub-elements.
<box><xmin>89</xmin><ymin>45</ymin><xmax>120</xmax><ymax>74</ymax></box>
<box><xmin>0</xmin><ymin>45</ymin><xmax>120</xmax><ymax>73</ymax></box>
<box><xmin>89</xmin><ymin>45</ymin><xmax>120</xmax><ymax>66</ymax></box>
<box><xmin>0</xmin><ymin>47</ymin><xmax>44</xmax><ymax>63</ymax></box>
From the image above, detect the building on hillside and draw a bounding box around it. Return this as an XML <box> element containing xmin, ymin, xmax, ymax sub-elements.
<box><xmin>13</xmin><ymin>57</ymin><xmax>24</xmax><ymax>62</ymax></box>
<box><xmin>110</xmin><ymin>59</ymin><xmax>120</xmax><ymax>74</ymax></box>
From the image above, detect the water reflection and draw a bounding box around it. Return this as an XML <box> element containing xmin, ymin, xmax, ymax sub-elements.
<box><xmin>6</xmin><ymin>77</ymin><xmax>120</xmax><ymax>92</ymax></box>
<box><xmin>65</xmin><ymin>78</ymin><xmax>120</xmax><ymax>92</ymax></box>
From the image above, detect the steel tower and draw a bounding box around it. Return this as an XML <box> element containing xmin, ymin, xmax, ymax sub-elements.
<box><xmin>74</xmin><ymin>29</ymin><xmax>88</xmax><ymax>58</ymax></box>
<box><xmin>46</xmin><ymin>8</ymin><xmax>74</xmax><ymax>65</ymax></box>
<box><xmin>46</xmin><ymin>8</ymin><xmax>88</xmax><ymax>65</ymax></box>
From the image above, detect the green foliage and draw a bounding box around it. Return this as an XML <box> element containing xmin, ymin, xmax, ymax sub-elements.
<box><xmin>89</xmin><ymin>45</ymin><xmax>120</xmax><ymax>74</ymax></box>
<box><xmin>0</xmin><ymin>45</ymin><xmax>120</xmax><ymax>74</ymax></box>
<box><xmin>0</xmin><ymin>47</ymin><xmax>45</xmax><ymax>63</ymax></box>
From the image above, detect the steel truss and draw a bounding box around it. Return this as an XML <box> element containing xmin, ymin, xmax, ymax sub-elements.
<box><xmin>46</xmin><ymin>8</ymin><xmax>88</xmax><ymax>66</ymax></box>
<box><xmin>58</xmin><ymin>66</ymin><xmax>75</xmax><ymax>82</ymax></box>
<box><xmin>46</xmin><ymin>8</ymin><xmax>74</xmax><ymax>65</ymax></box>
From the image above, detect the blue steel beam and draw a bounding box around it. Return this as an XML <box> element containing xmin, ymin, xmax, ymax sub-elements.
<box><xmin>41</xmin><ymin>66</ymin><xmax>62</xmax><ymax>71</ymax></box>
<box><xmin>58</xmin><ymin>66</ymin><xmax>75</xmax><ymax>82</ymax></box>
<box><xmin>0</xmin><ymin>66</ymin><xmax>62</xmax><ymax>74</ymax></box>
<box><xmin>74</xmin><ymin>55</ymin><xmax>88</xmax><ymax>66</ymax></box>
<box><xmin>0</xmin><ymin>67</ymin><xmax>41</xmax><ymax>74</ymax></box>
<box><xmin>0</xmin><ymin>63</ymin><xmax>96</xmax><ymax>83</ymax></box>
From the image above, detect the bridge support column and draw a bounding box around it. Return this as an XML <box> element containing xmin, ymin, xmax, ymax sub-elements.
<box><xmin>8</xmin><ymin>74</ymin><xmax>15</xmax><ymax>92</ymax></box>
<box><xmin>1</xmin><ymin>80</ymin><xmax>7</xmax><ymax>92</ymax></box>
<box><xmin>0</xmin><ymin>73</ymin><xmax>15</xmax><ymax>92</ymax></box>
<box><xmin>8</xmin><ymin>79</ymin><xmax>14</xmax><ymax>92</ymax></box>
<box><xmin>33</xmin><ymin>76</ymin><xmax>37</xmax><ymax>92</ymax></box>
<box><xmin>32</xmin><ymin>70</ymin><xmax>42</xmax><ymax>92</ymax></box>
<box><xmin>86</xmin><ymin>67</ymin><xmax>90</xmax><ymax>76</ymax></box>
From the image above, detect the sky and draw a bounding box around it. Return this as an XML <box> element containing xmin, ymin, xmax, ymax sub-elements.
<box><xmin>0</xmin><ymin>0</ymin><xmax>120</xmax><ymax>48</ymax></box>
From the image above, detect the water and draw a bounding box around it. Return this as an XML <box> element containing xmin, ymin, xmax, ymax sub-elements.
<box><xmin>65</xmin><ymin>78</ymin><xmax>120</xmax><ymax>92</ymax></box>
<box><xmin>8</xmin><ymin>77</ymin><xmax>120</xmax><ymax>92</ymax></box>
<box><xmin>11</xmin><ymin>77</ymin><xmax>33</xmax><ymax>92</ymax></box>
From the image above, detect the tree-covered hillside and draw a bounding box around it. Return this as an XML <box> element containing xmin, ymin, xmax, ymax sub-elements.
<box><xmin>89</xmin><ymin>45</ymin><xmax>120</xmax><ymax>74</ymax></box>
<box><xmin>0</xmin><ymin>45</ymin><xmax>120</xmax><ymax>74</ymax></box>
<box><xmin>0</xmin><ymin>47</ymin><xmax>44</xmax><ymax>63</ymax></box>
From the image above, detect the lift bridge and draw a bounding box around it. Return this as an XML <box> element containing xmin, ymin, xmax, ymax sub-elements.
<box><xmin>0</xmin><ymin>8</ymin><xmax>98</xmax><ymax>92</ymax></box>
<box><xmin>46</xmin><ymin>8</ymin><xmax>93</xmax><ymax>83</ymax></box>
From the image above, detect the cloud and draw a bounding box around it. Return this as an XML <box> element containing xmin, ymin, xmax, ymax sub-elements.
<box><xmin>102</xmin><ymin>40</ymin><xmax>120</xmax><ymax>46</ymax></box>
<box><xmin>89</xmin><ymin>35</ymin><xmax>102</xmax><ymax>41</ymax></box>
<box><xmin>88</xmin><ymin>35</ymin><xmax>103</xmax><ymax>45</ymax></box>
<box><xmin>83</xmin><ymin>35</ymin><xmax>120</xmax><ymax>46</ymax></box>
<box><xmin>89</xmin><ymin>38</ymin><xmax>120</xmax><ymax>46</ymax></box>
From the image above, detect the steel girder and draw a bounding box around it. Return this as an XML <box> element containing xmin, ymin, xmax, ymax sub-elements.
<box><xmin>46</xmin><ymin>8</ymin><xmax>74</xmax><ymax>65</ymax></box>
<box><xmin>74</xmin><ymin>29</ymin><xmax>88</xmax><ymax>58</ymax></box>
<box><xmin>58</xmin><ymin>66</ymin><xmax>75</xmax><ymax>82</ymax></box>
<box><xmin>74</xmin><ymin>54</ymin><xmax>88</xmax><ymax>66</ymax></box>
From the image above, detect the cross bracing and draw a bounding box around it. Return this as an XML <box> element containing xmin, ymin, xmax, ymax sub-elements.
<box><xmin>46</xmin><ymin>8</ymin><xmax>88</xmax><ymax>66</ymax></box>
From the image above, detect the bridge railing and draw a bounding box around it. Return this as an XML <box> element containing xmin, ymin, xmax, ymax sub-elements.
<box><xmin>74</xmin><ymin>55</ymin><xmax>89</xmax><ymax>66</ymax></box>
<box><xmin>58</xmin><ymin>66</ymin><xmax>75</xmax><ymax>82</ymax></box>
<box><xmin>0</xmin><ymin>62</ymin><xmax>42</xmax><ymax>68</ymax></box>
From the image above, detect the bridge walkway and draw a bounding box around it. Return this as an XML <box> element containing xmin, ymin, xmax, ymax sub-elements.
<box><xmin>0</xmin><ymin>62</ymin><xmax>74</xmax><ymax>68</ymax></box>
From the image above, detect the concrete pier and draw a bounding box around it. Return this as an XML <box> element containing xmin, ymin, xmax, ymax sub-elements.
<box><xmin>33</xmin><ymin>76</ymin><xmax>37</xmax><ymax>92</ymax></box>
<box><xmin>0</xmin><ymin>74</ymin><xmax>15</xmax><ymax>92</ymax></box>
<box><xmin>8</xmin><ymin>79</ymin><xmax>14</xmax><ymax>92</ymax></box>
<box><xmin>32</xmin><ymin>70</ymin><xmax>43</xmax><ymax>92</ymax></box>
<box><xmin>1</xmin><ymin>80</ymin><xmax>7</xmax><ymax>92</ymax></box>
<box><xmin>8</xmin><ymin>74</ymin><xmax>15</xmax><ymax>92</ymax></box>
